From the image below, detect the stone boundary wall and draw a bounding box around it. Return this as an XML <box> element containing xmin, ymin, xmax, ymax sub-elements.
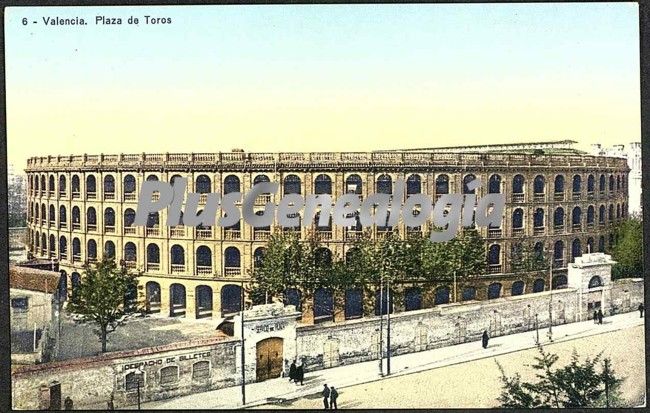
<box><xmin>296</xmin><ymin>278</ymin><xmax>644</xmax><ymax>372</ymax></box>
<box><xmin>12</xmin><ymin>336</ymin><xmax>239</xmax><ymax>410</ymax></box>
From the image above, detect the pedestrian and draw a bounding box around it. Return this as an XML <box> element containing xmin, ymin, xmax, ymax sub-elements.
<box><xmin>64</xmin><ymin>396</ymin><xmax>73</xmax><ymax>410</ymax></box>
<box><xmin>289</xmin><ymin>360</ymin><xmax>297</xmax><ymax>383</ymax></box>
<box><xmin>639</xmin><ymin>303</ymin><xmax>645</xmax><ymax>318</ymax></box>
<box><xmin>593</xmin><ymin>310</ymin><xmax>598</xmax><ymax>324</ymax></box>
<box><xmin>107</xmin><ymin>393</ymin><xmax>114</xmax><ymax>410</ymax></box>
<box><xmin>597</xmin><ymin>308</ymin><xmax>603</xmax><ymax>325</ymax></box>
<box><xmin>330</xmin><ymin>386</ymin><xmax>339</xmax><ymax>410</ymax></box>
<box><xmin>296</xmin><ymin>363</ymin><xmax>304</xmax><ymax>385</ymax></box>
<box><xmin>481</xmin><ymin>330</ymin><xmax>489</xmax><ymax>349</ymax></box>
<box><xmin>322</xmin><ymin>384</ymin><xmax>330</xmax><ymax>409</ymax></box>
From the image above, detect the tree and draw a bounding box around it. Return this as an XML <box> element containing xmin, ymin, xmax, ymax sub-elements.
<box><xmin>510</xmin><ymin>237</ymin><xmax>550</xmax><ymax>273</ymax></box>
<box><xmin>611</xmin><ymin>217</ymin><xmax>643</xmax><ymax>279</ymax></box>
<box><xmin>497</xmin><ymin>343</ymin><xmax>625</xmax><ymax>408</ymax></box>
<box><xmin>66</xmin><ymin>257</ymin><xmax>139</xmax><ymax>353</ymax></box>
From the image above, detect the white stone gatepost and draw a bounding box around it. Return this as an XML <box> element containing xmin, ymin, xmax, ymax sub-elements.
<box><xmin>233</xmin><ymin>303</ymin><xmax>301</xmax><ymax>383</ymax></box>
<box><xmin>567</xmin><ymin>252</ymin><xmax>616</xmax><ymax>321</ymax></box>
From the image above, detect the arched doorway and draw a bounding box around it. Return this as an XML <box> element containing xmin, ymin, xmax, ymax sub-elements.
<box><xmin>146</xmin><ymin>282</ymin><xmax>161</xmax><ymax>313</ymax></box>
<box><xmin>256</xmin><ymin>337</ymin><xmax>283</xmax><ymax>382</ymax></box>
<box><xmin>170</xmin><ymin>284</ymin><xmax>186</xmax><ymax>317</ymax></box>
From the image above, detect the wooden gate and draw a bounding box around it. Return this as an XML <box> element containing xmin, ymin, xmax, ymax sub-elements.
<box><xmin>256</xmin><ymin>338</ymin><xmax>284</xmax><ymax>382</ymax></box>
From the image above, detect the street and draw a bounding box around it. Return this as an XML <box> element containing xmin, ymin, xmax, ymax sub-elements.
<box><xmin>142</xmin><ymin>311</ymin><xmax>645</xmax><ymax>409</ymax></box>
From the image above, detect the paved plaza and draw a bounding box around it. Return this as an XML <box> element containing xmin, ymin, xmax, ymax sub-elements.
<box><xmin>142</xmin><ymin>311</ymin><xmax>645</xmax><ymax>409</ymax></box>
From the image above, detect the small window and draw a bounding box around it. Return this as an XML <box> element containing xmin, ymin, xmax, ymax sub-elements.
<box><xmin>125</xmin><ymin>371</ymin><xmax>144</xmax><ymax>391</ymax></box>
<box><xmin>11</xmin><ymin>297</ymin><xmax>29</xmax><ymax>312</ymax></box>
<box><xmin>160</xmin><ymin>366</ymin><xmax>179</xmax><ymax>385</ymax></box>
<box><xmin>192</xmin><ymin>361</ymin><xmax>210</xmax><ymax>380</ymax></box>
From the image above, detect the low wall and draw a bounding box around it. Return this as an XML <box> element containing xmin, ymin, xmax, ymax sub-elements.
<box><xmin>12</xmin><ymin>337</ymin><xmax>240</xmax><ymax>410</ymax></box>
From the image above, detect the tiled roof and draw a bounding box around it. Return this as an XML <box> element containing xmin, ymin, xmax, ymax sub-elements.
<box><xmin>9</xmin><ymin>265</ymin><xmax>60</xmax><ymax>294</ymax></box>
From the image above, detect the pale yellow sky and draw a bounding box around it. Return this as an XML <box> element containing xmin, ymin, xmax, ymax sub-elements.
<box><xmin>5</xmin><ymin>4</ymin><xmax>641</xmax><ymax>170</ymax></box>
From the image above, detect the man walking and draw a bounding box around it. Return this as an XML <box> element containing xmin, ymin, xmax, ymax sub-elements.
<box><xmin>296</xmin><ymin>363</ymin><xmax>304</xmax><ymax>385</ymax></box>
<box><xmin>597</xmin><ymin>308</ymin><xmax>603</xmax><ymax>325</ymax></box>
<box><xmin>481</xmin><ymin>330</ymin><xmax>489</xmax><ymax>349</ymax></box>
<box><xmin>593</xmin><ymin>310</ymin><xmax>598</xmax><ymax>324</ymax></box>
<box><xmin>639</xmin><ymin>303</ymin><xmax>644</xmax><ymax>318</ymax></box>
<box><xmin>330</xmin><ymin>386</ymin><xmax>339</xmax><ymax>410</ymax></box>
<box><xmin>322</xmin><ymin>384</ymin><xmax>331</xmax><ymax>409</ymax></box>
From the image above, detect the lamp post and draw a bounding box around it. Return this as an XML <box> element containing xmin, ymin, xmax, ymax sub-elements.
<box><xmin>378</xmin><ymin>276</ymin><xmax>384</xmax><ymax>376</ymax></box>
<box><xmin>548</xmin><ymin>260</ymin><xmax>553</xmax><ymax>341</ymax></box>
<box><xmin>535</xmin><ymin>313</ymin><xmax>539</xmax><ymax>344</ymax></box>
<box><xmin>386</xmin><ymin>278</ymin><xmax>391</xmax><ymax>376</ymax></box>
<box><xmin>134</xmin><ymin>366</ymin><xmax>144</xmax><ymax>410</ymax></box>
<box><xmin>240</xmin><ymin>280</ymin><xmax>246</xmax><ymax>406</ymax></box>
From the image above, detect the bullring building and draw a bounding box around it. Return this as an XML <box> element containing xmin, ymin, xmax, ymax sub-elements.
<box><xmin>24</xmin><ymin>141</ymin><xmax>629</xmax><ymax>324</ymax></box>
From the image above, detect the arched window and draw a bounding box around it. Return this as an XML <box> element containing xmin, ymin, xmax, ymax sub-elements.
<box><xmin>103</xmin><ymin>175</ymin><xmax>115</xmax><ymax>195</ymax></box>
<box><xmin>572</xmin><ymin>239</ymin><xmax>581</xmax><ymax>260</ymax></box>
<box><xmin>196</xmin><ymin>246</ymin><xmax>212</xmax><ymax>270</ymax></box>
<box><xmin>315</xmin><ymin>247</ymin><xmax>332</xmax><ymax>268</ymax></box>
<box><xmin>553</xmin><ymin>207</ymin><xmax>564</xmax><ymax>227</ymax></box>
<box><xmin>552</xmin><ymin>275</ymin><xmax>568</xmax><ymax>289</ymax></box>
<box><xmin>104</xmin><ymin>208</ymin><xmax>115</xmax><ymax>230</ymax></box>
<box><xmin>314</xmin><ymin>288</ymin><xmax>335</xmax><ymax>323</ymax></box>
<box><xmin>86</xmin><ymin>207</ymin><xmax>97</xmax><ymax>229</ymax></box>
<box><xmin>344</xmin><ymin>289</ymin><xmax>364</xmax><ymax>319</ymax></box>
<box><xmin>587</xmin><ymin>174</ymin><xmax>595</xmax><ymax>192</ymax></box>
<box><xmin>48</xmin><ymin>175</ymin><xmax>55</xmax><ymax>193</ymax></box>
<box><xmin>533</xmin><ymin>175</ymin><xmax>545</xmax><ymax>194</ymax></box>
<box><xmin>124</xmin><ymin>242</ymin><xmax>137</xmax><ymax>263</ymax></box>
<box><xmin>170</xmin><ymin>245</ymin><xmax>185</xmax><ymax>265</ymax></box>
<box><xmin>462</xmin><ymin>287</ymin><xmax>476</xmax><ymax>301</ymax></box>
<box><xmin>41</xmin><ymin>204</ymin><xmax>46</xmax><ymax>222</ymax></box>
<box><xmin>195</xmin><ymin>285</ymin><xmax>213</xmax><ymax>318</ymax></box>
<box><xmin>72</xmin><ymin>175</ymin><xmax>82</xmax><ymax>194</ymax></box>
<box><xmin>49</xmin><ymin>234</ymin><xmax>56</xmax><ymax>256</ymax></box>
<box><xmin>554</xmin><ymin>240</ymin><xmax>564</xmax><ymax>265</ymax></box>
<box><xmin>86</xmin><ymin>239</ymin><xmax>97</xmax><ymax>261</ymax></box>
<box><xmin>146</xmin><ymin>174</ymin><xmax>159</xmax><ymax>182</ymax></box>
<box><xmin>532</xmin><ymin>279</ymin><xmax>545</xmax><ymax>293</ymax></box>
<box><xmin>608</xmin><ymin>205</ymin><xmax>614</xmax><ymax>222</ymax></box>
<box><xmin>434</xmin><ymin>286</ymin><xmax>450</xmax><ymax>305</ymax></box>
<box><xmin>147</xmin><ymin>212</ymin><xmax>159</xmax><ymax>228</ymax></box>
<box><xmin>196</xmin><ymin>175</ymin><xmax>211</xmax><ymax>193</ymax></box>
<box><xmin>488</xmin><ymin>244</ymin><xmax>501</xmax><ymax>265</ymax></box>
<box><xmin>59</xmin><ymin>236</ymin><xmax>67</xmax><ymax>259</ymax></box>
<box><xmin>512</xmin><ymin>175</ymin><xmax>525</xmax><ymax>194</ymax></box>
<box><xmin>463</xmin><ymin>174</ymin><xmax>476</xmax><ymax>194</ymax></box>
<box><xmin>72</xmin><ymin>238</ymin><xmax>81</xmax><ymax>260</ymax></box>
<box><xmin>433</xmin><ymin>174</ymin><xmax>448</xmax><ymax>195</ymax></box>
<box><xmin>377</xmin><ymin>174</ymin><xmax>392</xmax><ymax>194</ymax></box>
<box><xmin>71</xmin><ymin>272</ymin><xmax>80</xmax><ymax>298</ymax></box>
<box><xmin>599</xmin><ymin>205</ymin><xmax>606</xmax><ymax>224</ymax></box>
<box><xmin>609</xmin><ymin>175</ymin><xmax>615</xmax><ymax>191</ymax></box>
<box><xmin>253</xmin><ymin>247</ymin><xmax>266</xmax><ymax>268</ymax></box>
<box><xmin>123</xmin><ymin>175</ymin><xmax>136</xmax><ymax>195</ymax></box>
<box><xmin>488</xmin><ymin>174</ymin><xmax>501</xmax><ymax>194</ymax></box>
<box><xmin>168</xmin><ymin>283</ymin><xmax>186</xmax><ymax>317</ymax></box>
<box><xmin>588</xmin><ymin>276</ymin><xmax>603</xmax><ymax>288</ymax></box>
<box><xmin>170</xmin><ymin>174</ymin><xmax>183</xmax><ymax>187</ymax></box>
<box><xmin>59</xmin><ymin>175</ymin><xmax>66</xmax><ymax>195</ymax></box>
<box><xmin>587</xmin><ymin>237</ymin><xmax>595</xmax><ymax>254</ymax></box>
<box><xmin>314</xmin><ymin>174</ymin><xmax>332</xmax><ymax>195</ymax></box>
<box><xmin>283</xmin><ymin>174</ymin><xmax>301</xmax><ymax>195</ymax></box>
<box><xmin>125</xmin><ymin>371</ymin><xmax>145</xmax><ymax>391</ymax></box>
<box><xmin>511</xmin><ymin>281</ymin><xmax>525</xmax><ymax>296</ymax></box>
<box><xmin>587</xmin><ymin>206</ymin><xmax>595</xmax><ymax>224</ymax></box>
<box><xmin>40</xmin><ymin>175</ymin><xmax>46</xmax><ymax>194</ymax></box>
<box><xmin>345</xmin><ymin>174</ymin><xmax>363</xmax><ymax>194</ymax></box>
<box><xmin>616</xmin><ymin>175</ymin><xmax>621</xmax><ymax>191</ymax></box>
<box><xmin>144</xmin><ymin>244</ymin><xmax>159</xmax><ymax>267</ymax></box>
<box><xmin>572</xmin><ymin>207</ymin><xmax>582</xmax><ymax>226</ymax></box>
<box><xmin>59</xmin><ymin>206</ymin><xmax>67</xmax><ymax>227</ymax></box>
<box><xmin>192</xmin><ymin>361</ymin><xmax>211</xmax><ymax>380</ymax></box>
<box><xmin>123</xmin><ymin>208</ymin><xmax>136</xmax><ymax>228</ymax></box>
<box><xmin>406</xmin><ymin>174</ymin><xmax>421</xmax><ymax>195</ymax></box>
<box><xmin>145</xmin><ymin>281</ymin><xmax>161</xmax><ymax>313</ymax></box>
<box><xmin>572</xmin><ymin>174</ymin><xmax>581</xmax><ymax>193</ymax></box>
<box><xmin>599</xmin><ymin>174</ymin><xmax>606</xmax><ymax>192</ymax></box>
<box><xmin>616</xmin><ymin>204</ymin><xmax>621</xmax><ymax>219</ymax></box>
<box><xmin>534</xmin><ymin>208</ymin><xmax>544</xmax><ymax>228</ymax></box>
<box><xmin>487</xmin><ymin>283</ymin><xmax>502</xmax><ymax>299</ymax></box>
<box><xmin>284</xmin><ymin>288</ymin><xmax>302</xmax><ymax>312</ymax></box>
<box><xmin>86</xmin><ymin>175</ymin><xmax>96</xmax><ymax>196</ymax></box>
<box><xmin>512</xmin><ymin>208</ymin><xmax>524</xmax><ymax>229</ymax></box>
<box><xmin>49</xmin><ymin>205</ymin><xmax>55</xmax><ymax>224</ymax></box>
<box><xmin>224</xmin><ymin>175</ymin><xmax>240</xmax><ymax>194</ymax></box>
<box><xmin>224</xmin><ymin>247</ymin><xmax>241</xmax><ymax>269</ymax></box>
<box><xmin>554</xmin><ymin>175</ymin><xmax>565</xmax><ymax>193</ymax></box>
<box><xmin>374</xmin><ymin>288</ymin><xmax>394</xmax><ymax>316</ymax></box>
<box><xmin>404</xmin><ymin>287</ymin><xmax>422</xmax><ymax>311</ymax></box>
<box><xmin>104</xmin><ymin>241</ymin><xmax>116</xmax><ymax>259</ymax></box>
<box><xmin>221</xmin><ymin>284</ymin><xmax>242</xmax><ymax>315</ymax></box>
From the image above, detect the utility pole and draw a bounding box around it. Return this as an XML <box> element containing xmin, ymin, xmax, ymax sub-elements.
<box><xmin>548</xmin><ymin>259</ymin><xmax>553</xmax><ymax>339</ymax></box>
<box><xmin>240</xmin><ymin>281</ymin><xmax>246</xmax><ymax>406</ymax></box>
<box><xmin>604</xmin><ymin>358</ymin><xmax>610</xmax><ymax>408</ymax></box>
<box><xmin>378</xmin><ymin>276</ymin><xmax>384</xmax><ymax>376</ymax></box>
<box><xmin>535</xmin><ymin>313</ymin><xmax>539</xmax><ymax>344</ymax></box>
<box><xmin>453</xmin><ymin>271</ymin><xmax>457</xmax><ymax>303</ymax></box>
<box><xmin>386</xmin><ymin>278</ymin><xmax>391</xmax><ymax>375</ymax></box>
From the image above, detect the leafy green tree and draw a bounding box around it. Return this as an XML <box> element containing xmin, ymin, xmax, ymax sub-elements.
<box><xmin>66</xmin><ymin>257</ymin><xmax>139</xmax><ymax>353</ymax></box>
<box><xmin>510</xmin><ymin>237</ymin><xmax>550</xmax><ymax>273</ymax></box>
<box><xmin>497</xmin><ymin>344</ymin><xmax>625</xmax><ymax>408</ymax></box>
<box><xmin>611</xmin><ymin>217</ymin><xmax>643</xmax><ymax>279</ymax></box>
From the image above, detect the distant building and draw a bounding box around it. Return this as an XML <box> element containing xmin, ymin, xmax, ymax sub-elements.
<box><xmin>8</xmin><ymin>163</ymin><xmax>27</xmax><ymax>227</ymax></box>
<box><xmin>590</xmin><ymin>143</ymin><xmax>642</xmax><ymax>216</ymax></box>
<box><xmin>10</xmin><ymin>265</ymin><xmax>62</xmax><ymax>365</ymax></box>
